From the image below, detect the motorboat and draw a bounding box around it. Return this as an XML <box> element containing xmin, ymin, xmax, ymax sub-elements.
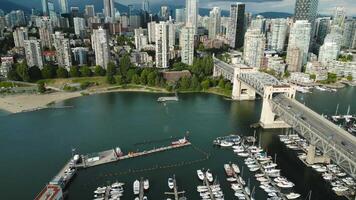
<box><xmin>277</xmin><ymin>180</ymin><xmax>294</xmax><ymax>188</ymax></box>
<box><xmin>197</xmin><ymin>169</ymin><xmax>204</xmax><ymax>180</ymax></box>
<box><xmin>144</xmin><ymin>179</ymin><xmax>149</xmax><ymax>190</ymax></box>
<box><xmin>220</xmin><ymin>140</ymin><xmax>234</xmax><ymax>147</ymax></box>
<box><xmin>224</xmin><ymin>164</ymin><xmax>233</xmax><ymax>176</ymax></box>
<box><xmin>286</xmin><ymin>193</ymin><xmax>301</xmax><ymax>199</ymax></box>
<box><xmin>168</xmin><ymin>178</ymin><xmax>174</xmax><ymax>189</ymax></box>
<box><xmin>206</xmin><ymin>170</ymin><xmax>213</xmax><ymax>182</ymax></box>
<box><xmin>332</xmin><ymin>186</ymin><xmax>349</xmax><ymax>195</ymax></box>
<box><xmin>133</xmin><ymin>180</ymin><xmax>140</xmax><ymax>195</ymax></box>
<box><xmin>172</xmin><ymin>137</ymin><xmax>188</xmax><ymax>145</ymax></box>
<box><xmin>232</xmin><ymin>163</ymin><xmax>240</xmax><ymax>174</ymax></box>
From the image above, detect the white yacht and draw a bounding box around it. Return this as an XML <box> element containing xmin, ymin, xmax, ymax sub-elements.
<box><xmin>168</xmin><ymin>178</ymin><xmax>174</xmax><ymax>189</ymax></box>
<box><xmin>197</xmin><ymin>169</ymin><xmax>204</xmax><ymax>180</ymax></box>
<box><xmin>144</xmin><ymin>179</ymin><xmax>149</xmax><ymax>190</ymax></box>
<box><xmin>133</xmin><ymin>180</ymin><xmax>140</xmax><ymax>195</ymax></box>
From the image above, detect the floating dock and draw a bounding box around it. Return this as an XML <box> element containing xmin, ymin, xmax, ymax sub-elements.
<box><xmin>78</xmin><ymin>141</ymin><xmax>191</xmax><ymax>168</ymax></box>
<box><xmin>157</xmin><ymin>96</ymin><xmax>179</xmax><ymax>102</ymax></box>
<box><xmin>36</xmin><ymin>138</ymin><xmax>191</xmax><ymax>199</ymax></box>
<box><xmin>230</xmin><ymin>164</ymin><xmax>251</xmax><ymax>200</ymax></box>
<box><xmin>164</xmin><ymin>175</ymin><xmax>185</xmax><ymax>200</ymax></box>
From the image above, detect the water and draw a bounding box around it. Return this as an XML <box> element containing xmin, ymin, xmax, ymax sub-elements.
<box><xmin>0</xmin><ymin>90</ymin><xmax>353</xmax><ymax>200</ymax></box>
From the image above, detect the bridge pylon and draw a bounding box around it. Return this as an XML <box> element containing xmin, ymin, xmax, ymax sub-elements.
<box><xmin>232</xmin><ymin>68</ymin><xmax>256</xmax><ymax>100</ymax></box>
<box><xmin>259</xmin><ymin>86</ymin><xmax>296</xmax><ymax>129</ymax></box>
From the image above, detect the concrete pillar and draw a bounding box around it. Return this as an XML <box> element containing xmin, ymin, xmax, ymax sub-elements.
<box><xmin>259</xmin><ymin>86</ymin><xmax>290</xmax><ymax>128</ymax></box>
<box><xmin>232</xmin><ymin>68</ymin><xmax>256</xmax><ymax>100</ymax></box>
<box><xmin>306</xmin><ymin>144</ymin><xmax>331</xmax><ymax>164</ymax></box>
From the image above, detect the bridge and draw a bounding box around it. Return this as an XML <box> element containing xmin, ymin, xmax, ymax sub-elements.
<box><xmin>213</xmin><ymin>57</ymin><xmax>356</xmax><ymax>179</ymax></box>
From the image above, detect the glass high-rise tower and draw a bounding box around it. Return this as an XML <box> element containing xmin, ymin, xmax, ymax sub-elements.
<box><xmin>294</xmin><ymin>0</ymin><xmax>318</xmax><ymax>24</ymax></box>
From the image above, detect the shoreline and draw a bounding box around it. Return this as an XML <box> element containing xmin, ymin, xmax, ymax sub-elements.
<box><xmin>0</xmin><ymin>85</ymin><xmax>231</xmax><ymax>114</ymax></box>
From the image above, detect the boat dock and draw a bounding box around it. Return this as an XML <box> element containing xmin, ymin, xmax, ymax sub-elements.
<box><xmin>164</xmin><ymin>175</ymin><xmax>185</xmax><ymax>200</ymax></box>
<box><xmin>139</xmin><ymin>178</ymin><xmax>145</xmax><ymax>200</ymax></box>
<box><xmin>230</xmin><ymin>164</ymin><xmax>250</xmax><ymax>200</ymax></box>
<box><xmin>203</xmin><ymin>175</ymin><xmax>216</xmax><ymax>200</ymax></box>
<box><xmin>78</xmin><ymin>142</ymin><xmax>191</xmax><ymax>168</ymax></box>
<box><xmin>243</xmin><ymin>144</ymin><xmax>287</xmax><ymax>200</ymax></box>
<box><xmin>157</xmin><ymin>96</ymin><xmax>179</xmax><ymax>102</ymax></box>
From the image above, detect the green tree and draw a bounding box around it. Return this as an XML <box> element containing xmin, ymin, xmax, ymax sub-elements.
<box><xmin>7</xmin><ymin>67</ymin><xmax>21</xmax><ymax>81</ymax></box>
<box><xmin>69</xmin><ymin>66</ymin><xmax>81</xmax><ymax>77</ymax></box>
<box><xmin>218</xmin><ymin>79</ymin><xmax>225</xmax><ymax>88</ymax></box>
<box><xmin>119</xmin><ymin>54</ymin><xmax>132</xmax><ymax>76</ymax></box>
<box><xmin>132</xmin><ymin>74</ymin><xmax>140</xmax><ymax>84</ymax></box>
<box><xmin>37</xmin><ymin>81</ymin><xmax>46</xmax><ymax>93</ymax></box>
<box><xmin>94</xmin><ymin>65</ymin><xmax>106</xmax><ymax>76</ymax></box>
<box><xmin>284</xmin><ymin>70</ymin><xmax>291</xmax><ymax>78</ymax></box>
<box><xmin>224</xmin><ymin>82</ymin><xmax>232</xmax><ymax>90</ymax></box>
<box><xmin>147</xmin><ymin>72</ymin><xmax>156</xmax><ymax>86</ymax></box>
<box><xmin>190</xmin><ymin>75</ymin><xmax>200</xmax><ymax>90</ymax></box>
<box><xmin>201</xmin><ymin>79</ymin><xmax>210</xmax><ymax>90</ymax></box>
<box><xmin>28</xmin><ymin>66</ymin><xmax>42</xmax><ymax>81</ymax></box>
<box><xmin>346</xmin><ymin>75</ymin><xmax>353</xmax><ymax>81</ymax></box>
<box><xmin>80</xmin><ymin>66</ymin><xmax>93</xmax><ymax>77</ymax></box>
<box><xmin>41</xmin><ymin>65</ymin><xmax>56</xmax><ymax>79</ymax></box>
<box><xmin>106</xmin><ymin>62</ymin><xmax>116</xmax><ymax>84</ymax></box>
<box><xmin>179</xmin><ymin>76</ymin><xmax>191</xmax><ymax>90</ymax></box>
<box><xmin>126</xmin><ymin>68</ymin><xmax>136</xmax><ymax>82</ymax></box>
<box><xmin>310</xmin><ymin>74</ymin><xmax>316</xmax><ymax>80</ymax></box>
<box><xmin>56</xmin><ymin>67</ymin><xmax>69</xmax><ymax>78</ymax></box>
<box><xmin>116</xmin><ymin>75</ymin><xmax>124</xmax><ymax>85</ymax></box>
<box><xmin>16</xmin><ymin>62</ymin><xmax>30</xmax><ymax>82</ymax></box>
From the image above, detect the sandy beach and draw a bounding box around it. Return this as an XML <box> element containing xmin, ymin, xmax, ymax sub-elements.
<box><xmin>0</xmin><ymin>92</ymin><xmax>83</xmax><ymax>113</ymax></box>
<box><xmin>0</xmin><ymin>86</ymin><xmax>170</xmax><ymax>114</ymax></box>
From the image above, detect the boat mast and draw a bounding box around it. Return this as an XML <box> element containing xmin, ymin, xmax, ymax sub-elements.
<box><xmin>335</xmin><ymin>104</ymin><xmax>339</xmax><ymax>116</ymax></box>
<box><xmin>347</xmin><ymin>105</ymin><xmax>350</xmax><ymax>116</ymax></box>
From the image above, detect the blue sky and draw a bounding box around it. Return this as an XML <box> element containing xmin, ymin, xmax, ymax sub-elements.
<box><xmin>4</xmin><ymin>0</ymin><xmax>356</xmax><ymax>15</ymax></box>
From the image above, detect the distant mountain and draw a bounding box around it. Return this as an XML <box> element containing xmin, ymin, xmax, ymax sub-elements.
<box><xmin>0</xmin><ymin>0</ymin><xmax>31</xmax><ymax>13</ymax></box>
<box><xmin>256</xmin><ymin>12</ymin><xmax>293</xmax><ymax>18</ymax></box>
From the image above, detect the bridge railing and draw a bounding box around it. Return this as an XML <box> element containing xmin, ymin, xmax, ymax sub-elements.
<box><xmin>270</xmin><ymin>98</ymin><xmax>356</xmax><ymax>165</ymax></box>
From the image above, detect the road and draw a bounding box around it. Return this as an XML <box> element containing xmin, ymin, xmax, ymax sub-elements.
<box><xmin>273</xmin><ymin>94</ymin><xmax>356</xmax><ymax>156</ymax></box>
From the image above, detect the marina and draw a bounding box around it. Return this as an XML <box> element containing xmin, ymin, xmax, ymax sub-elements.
<box><xmin>35</xmin><ymin>137</ymin><xmax>191</xmax><ymax>200</ymax></box>
<box><xmin>278</xmin><ymin>133</ymin><xmax>356</xmax><ymax>199</ymax></box>
<box><xmin>164</xmin><ymin>175</ymin><xmax>186</xmax><ymax>200</ymax></box>
<box><xmin>2</xmin><ymin>92</ymin><xmax>353</xmax><ymax>200</ymax></box>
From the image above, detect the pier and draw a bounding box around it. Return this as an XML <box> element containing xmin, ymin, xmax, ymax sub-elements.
<box><xmin>230</xmin><ymin>164</ymin><xmax>250</xmax><ymax>200</ymax></box>
<box><xmin>139</xmin><ymin>178</ymin><xmax>145</xmax><ymax>200</ymax></box>
<box><xmin>157</xmin><ymin>96</ymin><xmax>179</xmax><ymax>102</ymax></box>
<box><xmin>164</xmin><ymin>175</ymin><xmax>185</xmax><ymax>200</ymax></box>
<box><xmin>203</xmin><ymin>175</ymin><xmax>216</xmax><ymax>200</ymax></box>
<box><xmin>78</xmin><ymin>142</ymin><xmax>191</xmax><ymax>168</ymax></box>
<box><xmin>36</xmin><ymin>137</ymin><xmax>191</xmax><ymax>199</ymax></box>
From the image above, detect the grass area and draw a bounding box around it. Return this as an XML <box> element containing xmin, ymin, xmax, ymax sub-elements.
<box><xmin>0</xmin><ymin>82</ymin><xmax>29</xmax><ymax>88</ymax></box>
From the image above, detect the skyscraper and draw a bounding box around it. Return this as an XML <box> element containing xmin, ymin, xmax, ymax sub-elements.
<box><xmin>342</xmin><ymin>19</ymin><xmax>356</xmax><ymax>49</ymax></box>
<box><xmin>13</xmin><ymin>27</ymin><xmax>28</xmax><ymax>48</ymax></box>
<box><xmin>134</xmin><ymin>28</ymin><xmax>148</xmax><ymax>51</ymax></box>
<box><xmin>267</xmin><ymin>18</ymin><xmax>288</xmax><ymax>52</ymax></box>
<box><xmin>142</xmin><ymin>0</ymin><xmax>150</xmax><ymax>13</ymax></box>
<box><xmin>103</xmin><ymin>0</ymin><xmax>115</xmax><ymax>22</ymax></box>
<box><xmin>318</xmin><ymin>40</ymin><xmax>339</xmax><ymax>64</ymax></box>
<box><xmin>147</xmin><ymin>21</ymin><xmax>156</xmax><ymax>44</ymax></box>
<box><xmin>38</xmin><ymin>17</ymin><xmax>54</xmax><ymax>48</ymax></box>
<box><xmin>315</xmin><ymin>17</ymin><xmax>331</xmax><ymax>44</ymax></box>
<box><xmin>185</xmin><ymin>0</ymin><xmax>198</xmax><ymax>31</ymax></box>
<box><xmin>180</xmin><ymin>26</ymin><xmax>195</xmax><ymax>65</ymax></box>
<box><xmin>85</xmin><ymin>5</ymin><xmax>95</xmax><ymax>17</ymax></box>
<box><xmin>250</xmin><ymin>15</ymin><xmax>265</xmax><ymax>33</ymax></box>
<box><xmin>42</xmin><ymin>0</ymin><xmax>49</xmax><ymax>16</ymax></box>
<box><xmin>175</xmin><ymin>8</ymin><xmax>185</xmax><ymax>24</ymax></box>
<box><xmin>24</xmin><ymin>40</ymin><xmax>43</xmax><ymax>68</ymax></box>
<box><xmin>53</xmin><ymin>32</ymin><xmax>72</xmax><ymax>68</ymax></box>
<box><xmin>208</xmin><ymin>7</ymin><xmax>221</xmax><ymax>39</ymax></box>
<box><xmin>59</xmin><ymin>0</ymin><xmax>69</xmax><ymax>14</ymax></box>
<box><xmin>286</xmin><ymin>20</ymin><xmax>311</xmax><ymax>72</ymax></box>
<box><xmin>92</xmin><ymin>27</ymin><xmax>110</xmax><ymax>69</ymax></box>
<box><xmin>227</xmin><ymin>3</ymin><xmax>245</xmax><ymax>49</ymax></box>
<box><xmin>294</xmin><ymin>0</ymin><xmax>318</xmax><ymax>25</ymax></box>
<box><xmin>74</xmin><ymin>17</ymin><xmax>86</xmax><ymax>37</ymax></box>
<box><xmin>160</xmin><ymin>6</ymin><xmax>169</xmax><ymax>21</ymax></box>
<box><xmin>155</xmin><ymin>21</ymin><xmax>170</xmax><ymax>68</ymax></box>
<box><xmin>243</xmin><ymin>28</ymin><xmax>266</xmax><ymax>68</ymax></box>
<box><xmin>72</xmin><ymin>47</ymin><xmax>89</xmax><ymax>66</ymax></box>
<box><xmin>332</xmin><ymin>7</ymin><xmax>346</xmax><ymax>27</ymax></box>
